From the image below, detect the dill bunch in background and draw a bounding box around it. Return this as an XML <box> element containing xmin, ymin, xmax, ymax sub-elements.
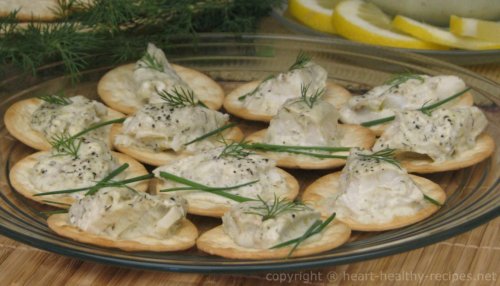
<box><xmin>0</xmin><ymin>0</ymin><xmax>282</xmax><ymax>79</ymax></box>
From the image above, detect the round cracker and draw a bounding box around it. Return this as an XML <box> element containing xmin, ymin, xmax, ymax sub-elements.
<box><xmin>354</xmin><ymin>92</ymin><xmax>474</xmax><ymax>136</ymax></box>
<box><xmin>223</xmin><ymin>81</ymin><xmax>351</xmax><ymax>122</ymax></box>
<box><xmin>9</xmin><ymin>151</ymin><xmax>150</xmax><ymax>207</ymax></box>
<box><xmin>302</xmin><ymin>172</ymin><xmax>446</xmax><ymax>231</ymax></box>
<box><xmin>196</xmin><ymin>221</ymin><xmax>350</xmax><ymax>260</ymax></box>
<box><xmin>48</xmin><ymin>215</ymin><xmax>198</xmax><ymax>252</ymax></box>
<box><xmin>97</xmin><ymin>63</ymin><xmax>224</xmax><ymax>115</ymax></box>
<box><xmin>399</xmin><ymin>133</ymin><xmax>495</xmax><ymax>173</ymax></box>
<box><xmin>154</xmin><ymin>168</ymin><xmax>300</xmax><ymax>217</ymax></box>
<box><xmin>111</xmin><ymin>124</ymin><xmax>244</xmax><ymax>166</ymax></box>
<box><xmin>4</xmin><ymin>97</ymin><xmax>124</xmax><ymax>151</ymax></box>
<box><xmin>245</xmin><ymin>124</ymin><xmax>375</xmax><ymax>170</ymax></box>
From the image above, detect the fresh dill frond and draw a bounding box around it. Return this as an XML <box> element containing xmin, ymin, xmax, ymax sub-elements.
<box><xmin>244</xmin><ymin>195</ymin><xmax>310</xmax><ymax>221</ymax></box>
<box><xmin>271</xmin><ymin>211</ymin><xmax>336</xmax><ymax>257</ymax></box>
<box><xmin>357</xmin><ymin>148</ymin><xmax>401</xmax><ymax>169</ymax></box>
<box><xmin>139</xmin><ymin>52</ymin><xmax>164</xmax><ymax>72</ymax></box>
<box><xmin>157</xmin><ymin>86</ymin><xmax>202</xmax><ymax>108</ymax></box>
<box><xmin>288</xmin><ymin>51</ymin><xmax>312</xmax><ymax>71</ymax></box>
<box><xmin>238</xmin><ymin>74</ymin><xmax>275</xmax><ymax>101</ymax></box>
<box><xmin>49</xmin><ymin>133</ymin><xmax>82</xmax><ymax>159</ymax></box>
<box><xmin>184</xmin><ymin>122</ymin><xmax>237</xmax><ymax>146</ymax></box>
<box><xmin>217</xmin><ymin>138</ymin><xmax>253</xmax><ymax>159</ymax></box>
<box><xmin>300</xmin><ymin>83</ymin><xmax>324</xmax><ymax>108</ymax></box>
<box><xmin>385</xmin><ymin>72</ymin><xmax>424</xmax><ymax>86</ymax></box>
<box><xmin>38</xmin><ymin>91</ymin><xmax>71</xmax><ymax>106</ymax></box>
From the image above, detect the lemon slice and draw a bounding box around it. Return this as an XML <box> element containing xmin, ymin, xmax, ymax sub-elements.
<box><xmin>450</xmin><ymin>15</ymin><xmax>500</xmax><ymax>43</ymax></box>
<box><xmin>289</xmin><ymin>0</ymin><xmax>339</xmax><ymax>34</ymax></box>
<box><xmin>332</xmin><ymin>0</ymin><xmax>445</xmax><ymax>50</ymax></box>
<box><xmin>393</xmin><ymin>15</ymin><xmax>500</xmax><ymax>50</ymax></box>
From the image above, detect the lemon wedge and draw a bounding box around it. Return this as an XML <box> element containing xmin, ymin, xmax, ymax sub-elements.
<box><xmin>393</xmin><ymin>15</ymin><xmax>500</xmax><ymax>50</ymax></box>
<box><xmin>450</xmin><ymin>15</ymin><xmax>500</xmax><ymax>43</ymax></box>
<box><xmin>332</xmin><ymin>0</ymin><xmax>445</xmax><ymax>49</ymax></box>
<box><xmin>289</xmin><ymin>0</ymin><xmax>339</xmax><ymax>34</ymax></box>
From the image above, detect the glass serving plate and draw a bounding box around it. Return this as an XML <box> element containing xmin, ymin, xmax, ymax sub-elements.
<box><xmin>271</xmin><ymin>5</ymin><xmax>500</xmax><ymax>66</ymax></box>
<box><xmin>0</xmin><ymin>34</ymin><xmax>498</xmax><ymax>273</ymax></box>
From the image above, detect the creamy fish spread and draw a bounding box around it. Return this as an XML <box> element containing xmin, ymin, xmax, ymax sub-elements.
<box><xmin>115</xmin><ymin>103</ymin><xmax>229</xmax><ymax>153</ymax></box>
<box><xmin>31</xmin><ymin>95</ymin><xmax>109</xmax><ymax>141</ymax></box>
<box><xmin>373</xmin><ymin>107</ymin><xmax>488</xmax><ymax>162</ymax></box>
<box><xmin>134</xmin><ymin>43</ymin><xmax>193</xmax><ymax>104</ymax></box>
<box><xmin>330</xmin><ymin>149</ymin><xmax>425</xmax><ymax>223</ymax></box>
<box><xmin>222</xmin><ymin>200</ymin><xmax>320</xmax><ymax>248</ymax></box>
<box><xmin>30</xmin><ymin>138</ymin><xmax>120</xmax><ymax>198</ymax></box>
<box><xmin>153</xmin><ymin>147</ymin><xmax>288</xmax><ymax>205</ymax></box>
<box><xmin>240</xmin><ymin>61</ymin><xmax>327</xmax><ymax>115</ymax></box>
<box><xmin>264</xmin><ymin>97</ymin><xmax>341</xmax><ymax>147</ymax></box>
<box><xmin>68</xmin><ymin>188</ymin><xmax>187</xmax><ymax>240</ymax></box>
<box><xmin>339</xmin><ymin>75</ymin><xmax>466</xmax><ymax>124</ymax></box>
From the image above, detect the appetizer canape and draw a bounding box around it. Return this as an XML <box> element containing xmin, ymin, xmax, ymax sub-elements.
<box><xmin>4</xmin><ymin>94</ymin><xmax>123</xmax><ymax>150</ymax></box>
<box><xmin>303</xmin><ymin>149</ymin><xmax>446</xmax><ymax>231</ymax></box>
<box><xmin>153</xmin><ymin>145</ymin><xmax>299</xmax><ymax>217</ymax></box>
<box><xmin>10</xmin><ymin>137</ymin><xmax>149</xmax><ymax>206</ymax></box>
<box><xmin>98</xmin><ymin>43</ymin><xmax>224</xmax><ymax>114</ymax></box>
<box><xmin>339</xmin><ymin>74</ymin><xmax>474</xmax><ymax>135</ymax></box>
<box><xmin>112</xmin><ymin>88</ymin><xmax>242</xmax><ymax>166</ymax></box>
<box><xmin>373</xmin><ymin>106</ymin><xmax>495</xmax><ymax>173</ymax></box>
<box><xmin>196</xmin><ymin>197</ymin><xmax>350</xmax><ymax>259</ymax></box>
<box><xmin>224</xmin><ymin>52</ymin><xmax>351</xmax><ymax>122</ymax></box>
<box><xmin>48</xmin><ymin>188</ymin><xmax>198</xmax><ymax>252</ymax></box>
<box><xmin>245</xmin><ymin>87</ymin><xmax>375</xmax><ymax>169</ymax></box>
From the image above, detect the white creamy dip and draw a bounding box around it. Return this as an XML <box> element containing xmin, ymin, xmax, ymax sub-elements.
<box><xmin>134</xmin><ymin>43</ymin><xmax>193</xmax><ymax>104</ymax></box>
<box><xmin>264</xmin><ymin>97</ymin><xmax>341</xmax><ymax>146</ymax></box>
<box><xmin>339</xmin><ymin>75</ymin><xmax>466</xmax><ymax>124</ymax></box>
<box><xmin>373</xmin><ymin>107</ymin><xmax>488</xmax><ymax>162</ymax></box>
<box><xmin>115</xmin><ymin>103</ymin><xmax>228</xmax><ymax>153</ymax></box>
<box><xmin>331</xmin><ymin>149</ymin><xmax>425</xmax><ymax>224</ymax></box>
<box><xmin>153</xmin><ymin>147</ymin><xmax>288</xmax><ymax>205</ymax></box>
<box><xmin>30</xmin><ymin>138</ymin><xmax>120</xmax><ymax>198</ymax></box>
<box><xmin>240</xmin><ymin>61</ymin><xmax>327</xmax><ymax>115</ymax></box>
<box><xmin>30</xmin><ymin>95</ymin><xmax>109</xmax><ymax>141</ymax></box>
<box><xmin>222</xmin><ymin>200</ymin><xmax>321</xmax><ymax>249</ymax></box>
<box><xmin>68</xmin><ymin>188</ymin><xmax>187</xmax><ymax>240</ymax></box>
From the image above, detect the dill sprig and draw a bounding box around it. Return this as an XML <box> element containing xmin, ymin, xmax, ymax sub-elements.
<box><xmin>300</xmin><ymin>83</ymin><xmax>324</xmax><ymax>108</ymax></box>
<box><xmin>271</xmin><ymin>211</ymin><xmax>336</xmax><ymax>257</ymax></box>
<box><xmin>217</xmin><ymin>138</ymin><xmax>253</xmax><ymax>159</ymax></box>
<box><xmin>361</xmin><ymin>87</ymin><xmax>471</xmax><ymax>127</ymax></box>
<box><xmin>184</xmin><ymin>122</ymin><xmax>237</xmax><ymax>146</ymax></box>
<box><xmin>244</xmin><ymin>195</ymin><xmax>310</xmax><ymax>221</ymax></box>
<box><xmin>423</xmin><ymin>194</ymin><xmax>443</xmax><ymax>207</ymax></box>
<box><xmin>139</xmin><ymin>52</ymin><xmax>164</xmax><ymax>72</ymax></box>
<box><xmin>158</xmin><ymin>171</ymin><xmax>255</xmax><ymax>203</ymax></box>
<box><xmin>157</xmin><ymin>86</ymin><xmax>206</xmax><ymax>108</ymax></box>
<box><xmin>384</xmin><ymin>72</ymin><xmax>424</xmax><ymax>86</ymax></box>
<box><xmin>288</xmin><ymin>51</ymin><xmax>312</xmax><ymax>71</ymax></box>
<box><xmin>49</xmin><ymin>133</ymin><xmax>83</xmax><ymax>159</ymax></box>
<box><xmin>33</xmin><ymin>163</ymin><xmax>154</xmax><ymax>197</ymax></box>
<box><xmin>357</xmin><ymin>148</ymin><xmax>400</xmax><ymax>169</ymax></box>
<box><xmin>38</xmin><ymin>92</ymin><xmax>71</xmax><ymax>105</ymax></box>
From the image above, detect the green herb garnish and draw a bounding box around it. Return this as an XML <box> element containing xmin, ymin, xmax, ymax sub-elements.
<box><xmin>300</xmin><ymin>83</ymin><xmax>325</xmax><ymax>108</ymax></box>
<box><xmin>244</xmin><ymin>195</ymin><xmax>310</xmax><ymax>221</ymax></box>
<box><xmin>49</xmin><ymin>133</ymin><xmax>83</xmax><ymax>159</ymax></box>
<box><xmin>384</xmin><ymin>72</ymin><xmax>424</xmax><ymax>87</ymax></box>
<box><xmin>158</xmin><ymin>171</ymin><xmax>255</xmax><ymax>203</ymax></box>
<box><xmin>423</xmin><ymin>194</ymin><xmax>443</xmax><ymax>207</ymax></box>
<box><xmin>242</xmin><ymin>142</ymin><xmax>350</xmax><ymax>159</ymax></box>
<box><xmin>38</xmin><ymin>92</ymin><xmax>71</xmax><ymax>105</ymax></box>
<box><xmin>40</xmin><ymin>209</ymin><xmax>69</xmax><ymax>215</ymax></box>
<box><xmin>157</xmin><ymin>86</ymin><xmax>206</xmax><ymax>108</ymax></box>
<box><xmin>271</xmin><ymin>211</ymin><xmax>336</xmax><ymax>257</ymax></box>
<box><xmin>357</xmin><ymin>148</ymin><xmax>400</xmax><ymax>169</ymax></box>
<box><xmin>288</xmin><ymin>51</ymin><xmax>312</xmax><ymax>71</ymax></box>
<box><xmin>238</xmin><ymin>74</ymin><xmax>275</xmax><ymax>101</ymax></box>
<box><xmin>361</xmin><ymin>88</ymin><xmax>471</xmax><ymax>127</ymax></box>
<box><xmin>217</xmin><ymin>138</ymin><xmax>253</xmax><ymax>159</ymax></box>
<box><xmin>139</xmin><ymin>52</ymin><xmax>164</xmax><ymax>72</ymax></box>
<box><xmin>184</xmin><ymin>122</ymin><xmax>237</xmax><ymax>146</ymax></box>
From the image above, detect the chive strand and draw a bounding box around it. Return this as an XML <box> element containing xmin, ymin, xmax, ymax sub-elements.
<box><xmin>184</xmin><ymin>122</ymin><xmax>237</xmax><ymax>146</ymax></box>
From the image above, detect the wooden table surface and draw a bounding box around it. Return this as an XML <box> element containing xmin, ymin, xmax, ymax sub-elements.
<box><xmin>1</xmin><ymin>17</ymin><xmax>499</xmax><ymax>286</ymax></box>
